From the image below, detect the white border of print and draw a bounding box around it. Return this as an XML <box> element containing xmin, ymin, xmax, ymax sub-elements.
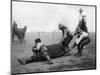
<box><xmin>0</xmin><ymin>0</ymin><xmax>100</xmax><ymax>75</ymax></box>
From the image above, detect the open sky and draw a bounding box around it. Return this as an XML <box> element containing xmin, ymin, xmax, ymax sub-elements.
<box><xmin>12</xmin><ymin>1</ymin><xmax>95</xmax><ymax>32</ymax></box>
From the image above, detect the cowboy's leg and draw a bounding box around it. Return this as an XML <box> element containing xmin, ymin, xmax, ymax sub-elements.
<box><xmin>18</xmin><ymin>56</ymin><xmax>33</xmax><ymax>65</ymax></box>
<box><xmin>65</xmin><ymin>35</ymin><xmax>73</xmax><ymax>49</ymax></box>
<box><xmin>61</xmin><ymin>38</ymin><xmax>66</xmax><ymax>47</ymax></box>
<box><xmin>61</xmin><ymin>35</ymin><xmax>73</xmax><ymax>56</ymax></box>
<box><xmin>77</xmin><ymin>37</ymin><xmax>91</xmax><ymax>56</ymax></box>
<box><xmin>77</xmin><ymin>44</ymin><xmax>83</xmax><ymax>56</ymax></box>
<box><xmin>75</xmin><ymin>44</ymin><xmax>83</xmax><ymax>56</ymax></box>
<box><xmin>45</xmin><ymin>56</ymin><xmax>53</xmax><ymax>64</ymax></box>
<box><xmin>43</xmin><ymin>52</ymin><xmax>53</xmax><ymax>64</ymax></box>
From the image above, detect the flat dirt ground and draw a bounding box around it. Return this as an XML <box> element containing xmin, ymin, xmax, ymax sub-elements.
<box><xmin>11</xmin><ymin>32</ymin><xmax>96</xmax><ymax>74</ymax></box>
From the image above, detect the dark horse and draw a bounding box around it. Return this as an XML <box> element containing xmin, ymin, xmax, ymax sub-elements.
<box><xmin>12</xmin><ymin>21</ymin><xmax>27</xmax><ymax>44</ymax></box>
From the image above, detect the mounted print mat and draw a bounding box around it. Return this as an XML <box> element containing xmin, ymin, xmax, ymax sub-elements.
<box><xmin>11</xmin><ymin>0</ymin><xmax>96</xmax><ymax>74</ymax></box>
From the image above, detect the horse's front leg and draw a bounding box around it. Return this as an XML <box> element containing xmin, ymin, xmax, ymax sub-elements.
<box><xmin>22</xmin><ymin>34</ymin><xmax>25</xmax><ymax>44</ymax></box>
<box><xmin>19</xmin><ymin>37</ymin><xmax>22</xmax><ymax>44</ymax></box>
<box><xmin>23</xmin><ymin>37</ymin><xmax>25</xmax><ymax>44</ymax></box>
<box><xmin>19</xmin><ymin>38</ymin><xmax>22</xmax><ymax>44</ymax></box>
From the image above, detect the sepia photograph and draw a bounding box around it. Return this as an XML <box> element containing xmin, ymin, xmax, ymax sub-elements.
<box><xmin>11</xmin><ymin>0</ymin><xmax>96</xmax><ymax>74</ymax></box>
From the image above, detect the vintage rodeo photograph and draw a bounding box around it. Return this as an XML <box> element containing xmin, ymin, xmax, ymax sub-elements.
<box><xmin>11</xmin><ymin>0</ymin><xmax>96</xmax><ymax>74</ymax></box>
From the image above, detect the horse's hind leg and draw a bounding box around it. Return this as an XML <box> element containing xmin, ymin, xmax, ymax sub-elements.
<box><xmin>20</xmin><ymin>38</ymin><xmax>22</xmax><ymax>44</ymax></box>
<box><xmin>21</xmin><ymin>39</ymin><xmax>22</xmax><ymax>44</ymax></box>
<box><xmin>23</xmin><ymin>38</ymin><xmax>25</xmax><ymax>44</ymax></box>
<box><xmin>22</xmin><ymin>34</ymin><xmax>25</xmax><ymax>44</ymax></box>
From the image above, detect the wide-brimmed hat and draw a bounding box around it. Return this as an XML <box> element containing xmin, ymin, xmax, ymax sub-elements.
<box><xmin>75</xmin><ymin>27</ymin><xmax>82</xmax><ymax>33</ymax></box>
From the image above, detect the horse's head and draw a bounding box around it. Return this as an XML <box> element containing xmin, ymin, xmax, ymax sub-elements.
<box><xmin>13</xmin><ymin>21</ymin><xmax>18</xmax><ymax>28</ymax></box>
<box><xmin>12</xmin><ymin>21</ymin><xmax>19</xmax><ymax>34</ymax></box>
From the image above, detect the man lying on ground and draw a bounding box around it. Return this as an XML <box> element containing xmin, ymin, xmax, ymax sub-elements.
<box><xmin>32</xmin><ymin>38</ymin><xmax>53</xmax><ymax>64</ymax></box>
<box><xmin>18</xmin><ymin>38</ymin><xmax>53</xmax><ymax>65</ymax></box>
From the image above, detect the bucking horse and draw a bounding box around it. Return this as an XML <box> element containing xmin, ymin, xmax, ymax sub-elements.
<box><xmin>12</xmin><ymin>21</ymin><xmax>27</xmax><ymax>44</ymax></box>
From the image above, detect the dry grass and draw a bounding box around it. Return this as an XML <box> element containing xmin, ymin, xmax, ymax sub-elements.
<box><xmin>11</xmin><ymin>32</ymin><xmax>96</xmax><ymax>74</ymax></box>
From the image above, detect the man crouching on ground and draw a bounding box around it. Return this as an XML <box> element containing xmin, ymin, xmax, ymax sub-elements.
<box><xmin>71</xmin><ymin>27</ymin><xmax>91</xmax><ymax>56</ymax></box>
<box><xmin>58</xmin><ymin>23</ymin><xmax>73</xmax><ymax>52</ymax></box>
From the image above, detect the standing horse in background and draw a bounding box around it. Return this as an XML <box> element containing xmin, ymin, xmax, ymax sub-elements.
<box><xmin>12</xmin><ymin>21</ymin><xmax>27</xmax><ymax>44</ymax></box>
<box><xmin>19</xmin><ymin>26</ymin><xmax>27</xmax><ymax>44</ymax></box>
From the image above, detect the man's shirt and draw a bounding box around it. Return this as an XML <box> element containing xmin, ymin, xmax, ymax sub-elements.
<box><xmin>34</xmin><ymin>43</ymin><xmax>48</xmax><ymax>52</ymax></box>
